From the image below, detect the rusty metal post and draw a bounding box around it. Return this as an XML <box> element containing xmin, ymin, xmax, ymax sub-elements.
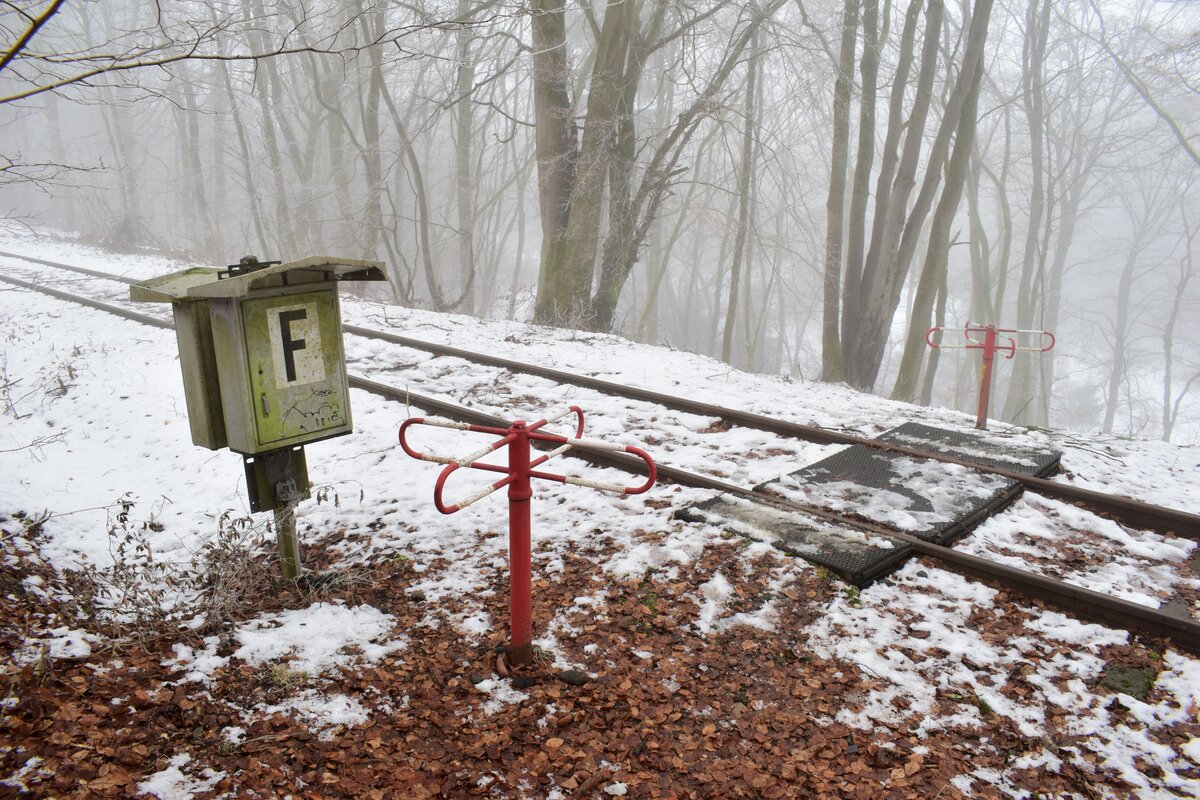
<box><xmin>976</xmin><ymin>326</ymin><xmax>998</xmax><ymax>430</ymax></box>
<box><xmin>507</xmin><ymin>421</ymin><xmax>534</xmax><ymax>666</ymax></box>
<box><xmin>398</xmin><ymin>407</ymin><xmax>655</xmax><ymax>670</ymax></box>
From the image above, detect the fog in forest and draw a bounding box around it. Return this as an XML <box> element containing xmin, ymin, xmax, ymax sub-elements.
<box><xmin>2</xmin><ymin>0</ymin><xmax>1199</xmax><ymax>442</ymax></box>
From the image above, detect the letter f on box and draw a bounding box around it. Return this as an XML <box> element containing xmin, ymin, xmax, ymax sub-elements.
<box><xmin>278</xmin><ymin>309</ymin><xmax>308</xmax><ymax>382</ymax></box>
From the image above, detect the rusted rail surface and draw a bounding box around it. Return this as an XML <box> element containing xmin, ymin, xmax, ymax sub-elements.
<box><xmin>4</xmin><ymin>251</ymin><xmax>1195</xmax><ymax>537</ymax></box>
<box><xmin>3</xmin><ymin>270</ymin><xmax>1198</xmax><ymax>655</ymax></box>
<box><xmin>0</xmin><ymin>250</ymin><xmax>138</xmax><ymax>283</ymax></box>
<box><xmin>0</xmin><ymin>271</ymin><xmax>166</xmax><ymax>326</ymax></box>
<box><xmin>4</xmin><ymin>253</ymin><xmax>1200</xmax><ymax>538</ymax></box>
<box><xmin>4</xmin><ymin>250</ymin><xmax>1195</xmax><ymax>537</ymax></box>
<box><xmin>342</xmin><ymin>325</ymin><xmax>1200</xmax><ymax>538</ymax></box>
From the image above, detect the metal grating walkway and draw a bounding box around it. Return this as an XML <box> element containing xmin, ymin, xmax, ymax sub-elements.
<box><xmin>875</xmin><ymin>422</ymin><xmax>1061</xmax><ymax>478</ymax></box>
<box><xmin>678</xmin><ymin>424</ymin><xmax>1061</xmax><ymax>585</ymax></box>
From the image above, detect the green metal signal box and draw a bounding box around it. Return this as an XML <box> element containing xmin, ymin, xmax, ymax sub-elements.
<box><xmin>132</xmin><ymin>255</ymin><xmax>386</xmax><ymax>573</ymax></box>
<box><xmin>130</xmin><ymin>256</ymin><xmax>385</xmax><ymax>456</ymax></box>
<box><xmin>209</xmin><ymin>286</ymin><xmax>349</xmax><ymax>453</ymax></box>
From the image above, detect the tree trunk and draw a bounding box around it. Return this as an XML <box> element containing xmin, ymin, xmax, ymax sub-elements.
<box><xmin>919</xmin><ymin>262</ymin><xmax>948</xmax><ymax>406</ymax></box>
<box><xmin>528</xmin><ymin>0</ymin><xmax>584</xmax><ymax>325</ymax></box>
<box><xmin>202</xmin><ymin>1</ymin><xmax>268</xmax><ymax>253</ymax></box>
<box><xmin>840</xmin><ymin>0</ymin><xmax>882</xmax><ymax>376</ymax></box>
<box><xmin>723</xmin><ymin>29</ymin><xmax>761</xmax><ymax>365</ymax></box>
<box><xmin>842</xmin><ymin>0</ymin><xmax>922</xmax><ymax>368</ymax></box>
<box><xmin>175</xmin><ymin>75</ymin><xmax>215</xmax><ymax>254</ymax></box>
<box><xmin>590</xmin><ymin>1</ymin><xmax>646</xmax><ymax>331</ymax></box>
<box><xmin>845</xmin><ymin>0</ymin><xmax>945</xmax><ymax>391</ymax></box>
<box><xmin>821</xmin><ymin>0</ymin><xmax>859</xmax><ymax>381</ymax></box>
<box><xmin>1162</xmin><ymin>209</ymin><xmax>1195</xmax><ymax>441</ymax></box>
<box><xmin>358</xmin><ymin>5</ymin><xmax>385</xmax><ymax>260</ymax></box>
<box><xmin>1001</xmin><ymin>0</ymin><xmax>1051</xmax><ymax>424</ymax></box>
<box><xmin>966</xmin><ymin>144</ymin><xmax>991</xmax><ymax>324</ymax></box>
<box><xmin>1101</xmin><ymin>245</ymin><xmax>1137</xmax><ymax>434</ymax></box>
<box><xmin>891</xmin><ymin>32</ymin><xmax>986</xmax><ymax>402</ymax></box>
<box><xmin>455</xmin><ymin>0</ymin><xmax>478</xmax><ymax>313</ymax></box>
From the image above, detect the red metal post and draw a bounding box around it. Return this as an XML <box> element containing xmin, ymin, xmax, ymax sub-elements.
<box><xmin>977</xmin><ymin>326</ymin><xmax>997</xmax><ymax>430</ymax></box>
<box><xmin>507</xmin><ymin>421</ymin><xmax>534</xmax><ymax>666</ymax></box>
<box><xmin>399</xmin><ymin>407</ymin><xmax>655</xmax><ymax>670</ymax></box>
<box><xmin>927</xmin><ymin>324</ymin><xmax>1053</xmax><ymax>431</ymax></box>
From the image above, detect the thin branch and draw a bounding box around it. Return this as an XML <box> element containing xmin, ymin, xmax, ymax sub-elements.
<box><xmin>1</xmin><ymin>11</ymin><xmax>489</xmax><ymax>105</ymax></box>
<box><xmin>0</xmin><ymin>0</ymin><xmax>67</xmax><ymax>74</ymax></box>
<box><xmin>1081</xmin><ymin>0</ymin><xmax>1200</xmax><ymax>169</ymax></box>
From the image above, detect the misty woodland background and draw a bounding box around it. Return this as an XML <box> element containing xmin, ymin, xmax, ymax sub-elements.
<box><xmin>2</xmin><ymin>0</ymin><xmax>1198</xmax><ymax>442</ymax></box>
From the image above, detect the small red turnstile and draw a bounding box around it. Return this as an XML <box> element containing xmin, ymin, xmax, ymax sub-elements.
<box><xmin>399</xmin><ymin>406</ymin><xmax>655</xmax><ymax>666</ymax></box>
<box><xmin>926</xmin><ymin>323</ymin><xmax>1055</xmax><ymax>429</ymax></box>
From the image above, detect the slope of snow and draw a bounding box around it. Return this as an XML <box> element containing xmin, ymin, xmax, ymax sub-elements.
<box><xmin>2</xmin><ymin>233</ymin><xmax>1199</xmax><ymax>797</ymax></box>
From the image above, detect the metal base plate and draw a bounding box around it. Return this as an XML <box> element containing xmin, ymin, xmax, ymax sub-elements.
<box><xmin>679</xmin><ymin>423</ymin><xmax>1059</xmax><ymax>585</ymax></box>
<box><xmin>244</xmin><ymin>446</ymin><xmax>310</xmax><ymax>513</ymax></box>
<box><xmin>676</xmin><ymin>496</ymin><xmax>910</xmax><ymax>586</ymax></box>
<box><xmin>875</xmin><ymin>422</ymin><xmax>1061</xmax><ymax>478</ymax></box>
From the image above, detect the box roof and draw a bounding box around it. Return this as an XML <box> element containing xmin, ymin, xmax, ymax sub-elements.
<box><xmin>130</xmin><ymin>257</ymin><xmax>386</xmax><ymax>303</ymax></box>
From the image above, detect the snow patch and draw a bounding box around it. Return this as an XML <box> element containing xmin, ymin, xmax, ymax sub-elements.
<box><xmin>475</xmin><ymin>678</ymin><xmax>529</xmax><ymax>715</ymax></box>
<box><xmin>136</xmin><ymin>754</ymin><xmax>225</xmax><ymax>799</ymax></box>
<box><xmin>257</xmin><ymin>691</ymin><xmax>370</xmax><ymax>741</ymax></box>
<box><xmin>695</xmin><ymin>572</ymin><xmax>732</xmax><ymax>634</ymax></box>
<box><xmin>232</xmin><ymin>602</ymin><xmax>405</xmax><ymax>675</ymax></box>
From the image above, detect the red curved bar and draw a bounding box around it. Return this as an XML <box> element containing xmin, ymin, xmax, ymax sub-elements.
<box><xmin>398</xmin><ymin>405</ymin><xmax>656</xmax><ymax>666</ymax></box>
<box><xmin>434</xmin><ymin>462</ymin><xmax>460</xmax><ymax>513</ymax></box>
<box><xmin>624</xmin><ymin>445</ymin><xmax>657</xmax><ymax>494</ymax></box>
<box><xmin>398</xmin><ymin>417</ymin><xmax>427</xmax><ymax>460</ymax></box>
<box><xmin>963</xmin><ymin>324</ymin><xmax>988</xmax><ymax>348</ymax></box>
<box><xmin>528</xmin><ymin>429</ymin><xmax>568</xmax><ymax>444</ymax></box>
<box><xmin>434</xmin><ymin>462</ymin><xmax>514</xmax><ymax>514</ymax></box>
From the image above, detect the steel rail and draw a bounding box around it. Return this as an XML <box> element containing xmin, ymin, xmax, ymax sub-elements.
<box><xmin>343</xmin><ymin>324</ymin><xmax>1200</xmax><ymax>538</ymax></box>
<box><xmin>0</xmin><ymin>250</ymin><xmax>140</xmax><ymax>284</ymax></box>
<box><xmin>3</xmin><ymin>271</ymin><xmax>1198</xmax><ymax>655</ymax></box>
<box><xmin>3</xmin><ymin>253</ymin><xmax>1199</xmax><ymax>537</ymax></box>
<box><xmin>0</xmin><ymin>271</ymin><xmax>169</xmax><ymax>327</ymax></box>
<box><xmin>326</xmin><ymin>380</ymin><xmax>1200</xmax><ymax>656</ymax></box>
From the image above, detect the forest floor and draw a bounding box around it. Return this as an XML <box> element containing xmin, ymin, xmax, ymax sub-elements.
<box><xmin>1</xmin><ymin>235</ymin><xmax>1199</xmax><ymax>799</ymax></box>
<box><xmin>3</xmin><ymin>518</ymin><xmax>1194</xmax><ymax>800</ymax></box>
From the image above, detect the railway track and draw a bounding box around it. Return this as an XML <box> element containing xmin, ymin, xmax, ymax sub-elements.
<box><xmin>3</xmin><ymin>250</ymin><xmax>1198</xmax><ymax>539</ymax></box>
<box><xmin>2</xmin><ymin>262</ymin><xmax>1198</xmax><ymax>657</ymax></box>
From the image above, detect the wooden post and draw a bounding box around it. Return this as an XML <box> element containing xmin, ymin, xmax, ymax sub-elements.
<box><xmin>273</xmin><ymin>484</ymin><xmax>302</xmax><ymax>581</ymax></box>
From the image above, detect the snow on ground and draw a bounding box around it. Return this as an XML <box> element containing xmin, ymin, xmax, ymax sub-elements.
<box><xmin>168</xmin><ymin>602</ymin><xmax>406</xmax><ymax>683</ymax></box>
<box><xmin>136</xmin><ymin>754</ymin><xmax>224</xmax><ymax>800</ymax></box>
<box><xmin>2</xmin><ymin>233</ymin><xmax>1200</xmax><ymax>797</ymax></box>
<box><xmin>806</xmin><ymin>563</ymin><xmax>1200</xmax><ymax>797</ymax></box>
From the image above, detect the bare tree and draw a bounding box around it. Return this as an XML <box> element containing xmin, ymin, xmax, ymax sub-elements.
<box><xmin>826</xmin><ymin>0</ymin><xmax>995</xmax><ymax>392</ymax></box>
<box><xmin>530</xmin><ymin>0</ymin><xmax>790</xmax><ymax>331</ymax></box>
<box><xmin>820</xmin><ymin>0</ymin><xmax>859</xmax><ymax>380</ymax></box>
<box><xmin>1161</xmin><ymin>204</ymin><xmax>1200</xmax><ymax>442</ymax></box>
<box><xmin>0</xmin><ymin>1</ymin><xmax>464</xmax><ymax>105</ymax></box>
<box><xmin>722</xmin><ymin>28</ymin><xmax>762</xmax><ymax>365</ymax></box>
